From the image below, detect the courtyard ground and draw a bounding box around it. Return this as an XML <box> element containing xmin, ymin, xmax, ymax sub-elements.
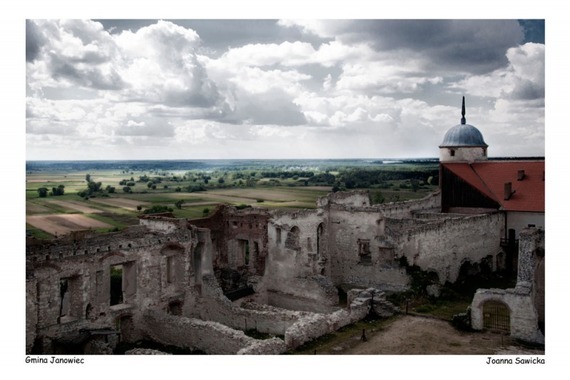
<box><xmin>294</xmin><ymin>314</ymin><xmax>544</xmax><ymax>355</ymax></box>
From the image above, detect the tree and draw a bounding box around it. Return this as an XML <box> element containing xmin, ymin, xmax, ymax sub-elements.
<box><xmin>85</xmin><ymin>174</ymin><xmax>91</xmax><ymax>183</ymax></box>
<box><xmin>51</xmin><ymin>185</ymin><xmax>65</xmax><ymax>196</ymax></box>
<box><xmin>202</xmin><ymin>208</ymin><xmax>210</xmax><ymax>216</ymax></box>
<box><xmin>123</xmin><ymin>186</ymin><xmax>132</xmax><ymax>193</ymax></box>
<box><xmin>174</xmin><ymin>200</ymin><xmax>185</xmax><ymax>209</ymax></box>
<box><xmin>37</xmin><ymin>187</ymin><xmax>48</xmax><ymax>198</ymax></box>
<box><xmin>143</xmin><ymin>205</ymin><xmax>173</xmax><ymax>215</ymax></box>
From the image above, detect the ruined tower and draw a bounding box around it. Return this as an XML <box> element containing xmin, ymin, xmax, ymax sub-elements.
<box><xmin>439</xmin><ymin>96</ymin><xmax>488</xmax><ymax>163</ymax></box>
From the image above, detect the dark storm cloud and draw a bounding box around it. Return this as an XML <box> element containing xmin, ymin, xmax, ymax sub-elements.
<box><xmin>48</xmin><ymin>52</ymin><xmax>125</xmax><ymax>90</ymax></box>
<box><xmin>321</xmin><ymin>20</ymin><xmax>525</xmax><ymax>74</ymax></box>
<box><xmin>510</xmin><ymin>80</ymin><xmax>545</xmax><ymax>101</ymax></box>
<box><xmin>26</xmin><ymin>20</ymin><xmax>43</xmax><ymax>62</ymax></box>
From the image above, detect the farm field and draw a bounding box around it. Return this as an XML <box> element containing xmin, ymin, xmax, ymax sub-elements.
<box><xmin>25</xmin><ymin>159</ymin><xmax>439</xmax><ymax>239</ymax></box>
<box><xmin>26</xmin><ymin>214</ymin><xmax>113</xmax><ymax>236</ymax></box>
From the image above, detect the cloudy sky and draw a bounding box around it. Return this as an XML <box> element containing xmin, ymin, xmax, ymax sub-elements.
<box><xmin>26</xmin><ymin>19</ymin><xmax>545</xmax><ymax>160</ymax></box>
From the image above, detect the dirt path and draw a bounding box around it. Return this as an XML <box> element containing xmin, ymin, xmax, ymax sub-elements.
<box><xmin>327</xmin><ymin>315</ymin><xmax>544</xmax><ymax>355</ymax></box>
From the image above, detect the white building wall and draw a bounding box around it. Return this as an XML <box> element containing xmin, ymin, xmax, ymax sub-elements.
<box><xmin>506</xmin><ymin>211</ymin><xmax>545</xmax><ymax>235</ymax></box>
<box><xmin>439</xmin><ymin>146</ymin><xmax>487</xmax><ymax>163</ymax></box>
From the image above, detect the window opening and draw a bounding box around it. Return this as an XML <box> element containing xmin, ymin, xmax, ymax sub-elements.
<box><xmin>110</xmin><ymin>265</ymin><xmax>123</xmax><ymax>305</ymax></box>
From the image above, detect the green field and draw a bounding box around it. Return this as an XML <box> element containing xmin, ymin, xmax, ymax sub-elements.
<box><xmin>26</xmin><ymin>161</ymin><xmax>439</xmax><ymax>239</ymax></box>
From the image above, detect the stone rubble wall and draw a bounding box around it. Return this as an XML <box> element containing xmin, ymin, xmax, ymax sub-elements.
<box><xmin>327</xmin><ymin>207</ymin><xmax>410</xmax><ymax>290</ymax></box>
<box><xmin>283</xmin><ymin>287</ymin><xmax>395</xmax><ymax>350</ymax></box>
<box><xmin>193</xmin><ymin>274</ymin><xmax>303</xmax><ymax>336</ymax></box>
<box><xmin>395</xmin><ymin>212</ymin><xmax>504</xmax><ymax>284</ymax></box>
<box><xmin>142</xmin><ymin>310</ymin><xmax>287</xmax><ymax>354</ymax></box>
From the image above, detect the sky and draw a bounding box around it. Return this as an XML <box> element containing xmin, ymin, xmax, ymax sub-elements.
<box><xmin>25</xmin><ymin>19</ymin><xmax>545</xmax><ymax>160</ymax></box>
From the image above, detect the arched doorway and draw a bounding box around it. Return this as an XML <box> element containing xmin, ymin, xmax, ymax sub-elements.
<box><xmin>482</xmin><ymin>300</ymin><xmax>510</xmax><ymax>333</ymax></box>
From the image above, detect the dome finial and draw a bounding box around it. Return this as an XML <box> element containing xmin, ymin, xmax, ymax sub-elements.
<box><xmin>461</xmin><ymin>96</ymin><xmax>466</xmax><ymax>125</ymax></box>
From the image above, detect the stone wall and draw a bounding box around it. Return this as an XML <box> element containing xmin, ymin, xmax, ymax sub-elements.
<box><xmin>264</xmin><ymin>209</ymin><xmax>339</xmax><ymax>311</ymax></box>
<box><xmin>191</xmin><ymin>206</ymin><xmax>270</xmax><ymax>292</ymax></box>
<box><xmin>470</xmin><ymin>228</ymin><xmax>545</xmax><ymax>344</ymax></box>
<box><xmin>327</xmin><ymin>207</ymin><xmax>409</xmax><ymax>290</ymax></box>
<box><xmin>142</xmin><ymin>310</ymin><xmax>287</xmax><ymax>355</ymax></box>
<box><xmin>394</xmin><ymin>212</ymin><xmax>504</xmax><ymax>284</ymax></box>
<box><xmin>190</xmin><ymin>275</ymin><xmax>302</xmax><ymax>336</ymax></box>
<box><xmin>25</xmin><ymin>224</ymin><xmax>211</xmax><ymax>354</ymax></box>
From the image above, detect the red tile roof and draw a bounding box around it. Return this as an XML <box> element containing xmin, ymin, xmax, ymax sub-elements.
<box><xmin>442</xmin><ymin>161</ymin><xmax>545</xmax><ymax>212</ymax></box>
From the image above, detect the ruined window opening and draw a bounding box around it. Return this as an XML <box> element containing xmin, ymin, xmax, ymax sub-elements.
<box><xmin>59</xmin><ymin>277</ymin><xmax>80</xmax><ymax>322</ymax></box>
<box><xmin>166</xmin><ymin>256</ymin><xmax>175</xmax><ymax>284</ymax></box>
<box><xmin>193</xmin><ymin>243</ymin><xmax>203</xmax><ymax>286</ymax></box>
<box><xmin>276</xmin><ymin>227</ymin><xmax>282</xmax><ymax>243</ymax></box>
<box><xmin>285</xmin><ymin>226</ymin><xmax>301</xmax><ymax>251</ymax></box>
<box><xmin>244</xmin><ymin>240</ymin><xmax>250</xmax><ymax>266</ymax></box>
<box><xmin>110</xmin><ymin>265</ymin><xmax>123</xmax><ymax>305</ymax></box>
<box><xmin>59</xmin><ymin>279</ymin><xmax>70</xmax><ymax>319</ymax></box>
<box><xmin>168</xmin><ymin>301</ymin><xmax>183</xmax><ymax>316</ymax></box>
<box><xmin>358</xmin><ymin>239</ymin><xmax>372</xmax><ymax>265</ymax></box>
<box><xmin>450</xmin><ymin>149</ymin><xmax>455</xmax><ymax>157</ymax></box>
<box><xmin>254</xmin><ymin>241</ymin><xmax>260</xmax><ymax>264</ymax></box>
<box><xmin>110</xmin><ymin>262</ymin><xmax>136</xmax><ymax>305</ymax></box>
<box><xmin>317</xmin><ymin>223</ymin><xmax>324</xmax><ymax>256</ymax></box>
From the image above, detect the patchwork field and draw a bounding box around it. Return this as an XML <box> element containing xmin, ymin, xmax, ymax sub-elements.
<box><xmin>25</xmin><ymin>160</ymin><xmax>438</xmax><ymax>239</ymax></box>
<box><xmin>46</xmin><ymin>199</ymin><xmax>105</xmax><ymax>214</ymax></box>
<box><xmin>26</xmin><ymin>214</ymin><xmax>113</xmax><ymax>236</ymax></box>
<box><xmin>90</xmin><ymin>197</ymin><xmax>151</xmax><ymax>211</ymax></box>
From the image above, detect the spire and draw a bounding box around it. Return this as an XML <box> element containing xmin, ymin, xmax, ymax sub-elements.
<box><xmin>461</xmin><ymin>96</ymin><xmax>466</xmax><ymax>125</ymax></box>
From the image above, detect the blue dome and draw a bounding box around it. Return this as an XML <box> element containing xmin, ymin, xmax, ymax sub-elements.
<box><xmin>439</xmin><ymin>123</ymin><xmax>487</xmax><ymax>148</ymax></box>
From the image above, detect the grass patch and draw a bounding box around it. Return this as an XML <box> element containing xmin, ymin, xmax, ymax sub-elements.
<box><xmin>26</xmin><ymin>225</ymin><xmax>54</xmax><ymax>240</ymax></box>
<box><xmin>243</xmin><ymin>329</ymin><xmax>280</xmax><ymax>340</ymax></box>
<box><xmin>87</xmin><ymin>212</ymin><xmax>139</xmax><ymax>229</ymax></box>
<box><xmin>174</xmin><ymin>206</ymin><xmax>218</xmax><ymax>219</ymax></box>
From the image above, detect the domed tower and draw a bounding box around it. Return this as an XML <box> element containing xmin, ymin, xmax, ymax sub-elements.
<box><xmin>439</xmin><ymin>97</ymin><xmax>488</xmax><ymax>163</ymax></box>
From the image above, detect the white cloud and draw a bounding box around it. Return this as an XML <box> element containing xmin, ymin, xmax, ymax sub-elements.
<box><xmin>25</xmin><ymin>20</ymin><xmax>544</xmax><ymax>160</ymax></box>
<box><xmin>450</xmin><ymin>42</ymin><xmax>544</xmax><ymax>101</ymax></box>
